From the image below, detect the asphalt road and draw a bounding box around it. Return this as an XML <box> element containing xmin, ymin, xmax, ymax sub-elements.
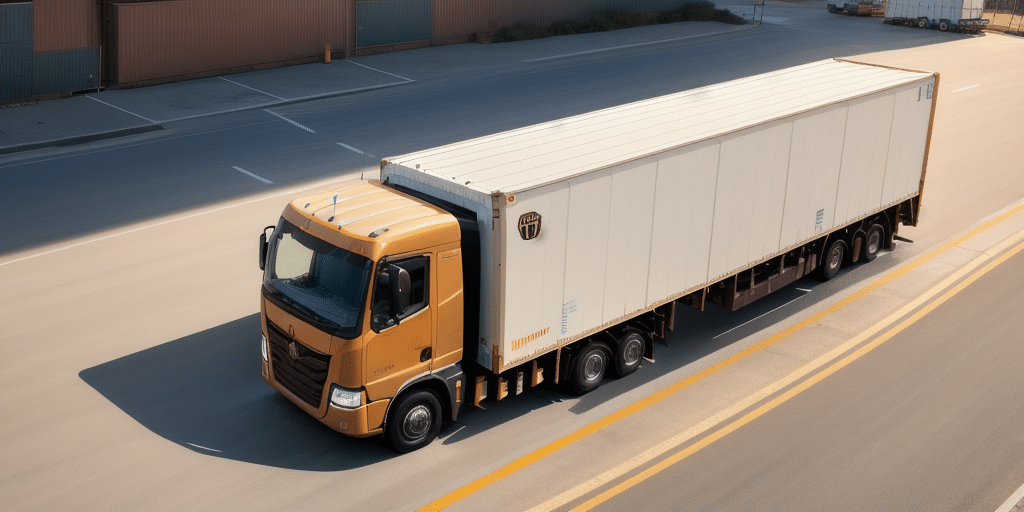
<box><xmin>590</xmin><ymin>248</ymin><xmax>1024</xmax><ymax>512</ymax></box>
<box><xmin>1</xmin><ymin>3</ymin><xmax>1022</xmax><ymax>511</ymax></box>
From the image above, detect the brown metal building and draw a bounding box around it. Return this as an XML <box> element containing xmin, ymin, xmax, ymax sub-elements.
<box><xmin>2</xmin><ymin>0</ymin><xmax>688</xmax><ymax>102</ymax></box>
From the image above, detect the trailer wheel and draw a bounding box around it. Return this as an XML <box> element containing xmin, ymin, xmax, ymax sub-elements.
<box><xmin>938</xmin><ymin>21</ymin><xmax>949</xmax><ymax>31</ymax></box>
<box><xmin>386</xmin><ymin>389</ymin><xmax>441</xmax><ymax>453</ymax></box>
<box><xmin>570</xmin><ymin>342</ymin><xmax>610</xmax><ymax>395</ymax></box>
<box><xmin>916</xmin><ymin>17</ymin><xmax>929</xmax><ymax>28</ymax></box>
<box><xmin>861</xmin><ymin>224</ymin><xmax>884</xmax><ymax>262</ymax></box>
<box><xmin>613</xmin><ymin>330</ymin><xmax>646</xmax><ymax>378</ymax></box>
<box><xmin>816</xmin><ymin>239</ymin><xmax>846</xmax><ymax>281</ymax></box>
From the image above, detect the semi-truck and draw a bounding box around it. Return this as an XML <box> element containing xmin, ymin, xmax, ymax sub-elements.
<box><xmin>884</xmin><ymin>0</ymin><xmax>989</xmax><ymax>32</ymax></box>
<box><xmin>258</xmin><ymin>58</ymin><xmax>938</xmax><ymax>452</ymax></box>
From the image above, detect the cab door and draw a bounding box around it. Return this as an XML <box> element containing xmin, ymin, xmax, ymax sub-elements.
<box><xmin>363</xmin><ymin>255</ymin><xmax>433</xmax><ymax>402</ymax></box>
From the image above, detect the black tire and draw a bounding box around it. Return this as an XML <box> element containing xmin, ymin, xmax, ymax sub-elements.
<box><xmin>938</xmin><ymin>21</ymin><xmax>949</xmax><ymax>31</ymax></box>
<box><xmin>917</xmin><ymin>17</ymin><xmax>929</xmax><ymax>28</ymax></box>
<box><xmin>386</xmin><ymin>389</ymin><xmax>441</xmax><ymax>453</ymax></box>
<box><xmin>613</xmin><ymin>330</ymin><xmax>646</xmax><ymax>378</ymax></box>
<box><xmin>816</xmin><ymin>238</ymin><xmax>846</xmax><ymax>281</ymax></box>
<box><xmin>861</xmin><ymin>224</ymin><xmax>884</xmax><ymax>262</ymax></box>
<box><xmin>570</xmin><ymin>342</ymin><xmax>610</xmax><ymax>395</ymax></box>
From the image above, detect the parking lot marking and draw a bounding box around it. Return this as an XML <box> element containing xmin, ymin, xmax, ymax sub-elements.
<box><xmin>85</xmin><ymin>96</ymin><xmax>156</xmax><ymax>123</ymax></box>
<box><xmin>219</xmin><ymin>77</ymin><xmax>285</xmax><ymax>100</ymax></box>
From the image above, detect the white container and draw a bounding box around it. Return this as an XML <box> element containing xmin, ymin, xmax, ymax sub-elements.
<box><xmin>383</xmin><ymin>58</ymin><xmax>937</xmax><ymax>373</ymax></box>
<box><xmin>885</xmin><ymin>0</ymin><xmax>985</xmax><ymax>22</ymax></box>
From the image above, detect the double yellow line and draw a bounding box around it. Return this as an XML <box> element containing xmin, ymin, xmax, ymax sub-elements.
<box><xmin>419</xmin><ymin>203</ymin><xmax>1024</xmax><ymax>512</ymax></box>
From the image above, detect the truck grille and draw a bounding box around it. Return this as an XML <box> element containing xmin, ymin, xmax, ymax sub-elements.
<box><xmin>267</xmin><ymin>322</ymin><xmax>330</xmax><ymax>409</ymax></box>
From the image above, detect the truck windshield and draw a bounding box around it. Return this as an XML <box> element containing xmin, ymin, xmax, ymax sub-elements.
<box><xmin>263</xmin><ymin>219</ymin><xmax>372</xmax><ymax>339</ymax></box>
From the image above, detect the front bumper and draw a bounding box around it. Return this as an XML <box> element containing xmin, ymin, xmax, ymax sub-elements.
<box><xmin>263</xmin><ymin>359</ymin><xmax>389</xmax><ymax>437</ymax></box>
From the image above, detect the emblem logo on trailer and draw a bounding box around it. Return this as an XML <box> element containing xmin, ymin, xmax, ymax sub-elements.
<box><xmin>518</xmin><ymin>212</ymin><xmax>542</xmax><ymax>240</ymax></box>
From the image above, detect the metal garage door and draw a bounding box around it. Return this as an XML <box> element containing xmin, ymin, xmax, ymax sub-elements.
<box><xmin>356</xmin><ymin>0</ymin><xmax>432</xmax><ymax>47</ymax></box>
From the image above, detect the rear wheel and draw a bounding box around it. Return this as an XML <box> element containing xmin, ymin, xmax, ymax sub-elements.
<box><xmin>570</xmin><ymin>342</ymin><xmax>609</xmax><ymax>395</ymax></box>
<box><xmin>816</xmin><ymin>238</ymin><xmax>846</xmax><ymax>281</ymax></box>
<box><xmin>917</xmin><ymin>17</ymin><xmax>929</xmax><ymax>28</ymax></box>
<box><xmin>861</xmin><ymin>224</ymin><xmax>884</xmax><ymax>262</ymax></box>
<box><xmin>613</xmin><ymin>330</ymin><xmax>646</xmax><ymax>378</ymax></box>
<box><xmin>386</xmin><ymin>389</ymin><xmax>441</xmax><ymax>453</ymax></box>
<box><xmin>938</xmin><ymin>20</ymin><xmax>949</xmax><ymax>31</ymax></box>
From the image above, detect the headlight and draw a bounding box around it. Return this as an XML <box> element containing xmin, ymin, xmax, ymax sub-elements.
<box><xmin>330</xmin><ymin>385</ymin><xmax>362</xmax><ymax>409</ymax></box>
<box><xmin>261</xmin><ymin>334</ymin><xmax>268</xmax><ymax>362</ymax></box>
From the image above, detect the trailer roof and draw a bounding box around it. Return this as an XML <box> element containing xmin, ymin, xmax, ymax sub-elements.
<box><xmin>384</xmin><ymin>59</ymin><xmax>934</xmax><ymax>196</ymax></box>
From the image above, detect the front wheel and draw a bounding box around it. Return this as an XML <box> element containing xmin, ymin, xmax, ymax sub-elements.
<box><xmin>386</xmin><ymin>389</ymin><xmax>441</xmax><ymax>453</ymax></box>
<box><xmin>570</xmin><ymin>342</ymin><xmax>610</xmax><ymax>395</ymax></box>
<box><xmin>916</xmin><ymin>17</ymin><xmax>929</xmax><ymax>28</ymax></box>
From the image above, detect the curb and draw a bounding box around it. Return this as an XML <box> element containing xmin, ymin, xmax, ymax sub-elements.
<box><xmin>0</xmin><ymin>125</ymin><xmax>165</xmax><ymax>156</ymax></box>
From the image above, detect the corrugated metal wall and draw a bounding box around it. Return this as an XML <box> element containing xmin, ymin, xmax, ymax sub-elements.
<box><xmin>34</xmin><ymin>0</ymin><xmax>99</xmax><ymax>53</ymax></box>
<box><xmin>357</xmin><ymin>0</ymin><xmax>432</xmax><ymax>47</ymax></box>
<box><xmin>34</xmin><ymin>47</ymin><xmax>99</xmax><ymax>95</ymax></box>
<box><xmin>1</xmin><ymin>2</ymin><xmax>33</xmax><ymax>103</ymax></box>
<box><xmin>110</xmin><ymin>0</ymin><xmax>350</xmax><ymax>87</ymax></box>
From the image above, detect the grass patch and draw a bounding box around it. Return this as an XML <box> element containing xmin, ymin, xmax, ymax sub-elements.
<box><xmin>494</xmin><ymin>3</ymin><xmax>746</xmax><ymax>43</ymax></box>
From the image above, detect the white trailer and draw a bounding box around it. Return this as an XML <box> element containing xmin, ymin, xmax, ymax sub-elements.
<box><xmin>381</xmin><ymin>58</ymin><xmax>938</xmax><ymax>376</ymax></box>
<box><xmin>885</xmin><ymin>0</ymin><xmax>989</xmax><ymax>32</ymax></box>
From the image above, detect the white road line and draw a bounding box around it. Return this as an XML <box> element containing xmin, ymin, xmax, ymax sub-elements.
<box><xmin>185</xmin><ymin>443</ymin><xmax>223</xmax><ymax>453</ymax></box>
<box><xmin>713</xmin><ymin>295</ymin><xmax>805</xmax><ymax>340</ymax></box>
<box><xmin>0</xmin><ymin>174</ymin><xmax>367</xmax><ymax>267</ymax></box>
<box><xmin>337</xmin><ymin>142</ymin><xmax>377</xmax><ymax>159</ymax></box>
<box><xmin>347</xmin><ymin>60</ymin><xmax>415</xmax><ymax>82</ymax></box>
<box><xmin>264</xmin><ymin>110</ymin><xmax>316</xmax><ymax>133</ymax></box>
<box><xmin>232</xmin><ymin>166</ymin><xmax>273</xmax><ymax>184</ymax></box>
<box><xmin>219</xmin><ymin>76</ymin><xmax>285</xmax><ymax>100</ymax></box>
<box><xmin>85</xmin><ymin>95</ymin><xmax>157</xmax><ymax>123</ymax></box>
<box><xmin>952</xmin><ymin>84</ymin><xmax>981</xmax><ymax>93</ymax></box>
<box><xmin>995</xmin><ymin>480</ymin><xmax>1024</xmax><ymax>512</ymax></box>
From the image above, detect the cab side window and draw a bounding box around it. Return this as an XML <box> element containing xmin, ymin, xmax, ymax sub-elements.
<box><xmin>371</xmin><ymin>256</ymin><xmax>429</xmax><ymax>332</ymax></box>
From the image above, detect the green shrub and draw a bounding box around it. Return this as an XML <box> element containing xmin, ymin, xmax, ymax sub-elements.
<box><xmin>494</xmin><ymin>3</ymin><xmax>746</xmax><ymax>43</ymax></box>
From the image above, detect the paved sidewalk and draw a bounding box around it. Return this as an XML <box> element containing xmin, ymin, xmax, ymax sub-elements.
<box><xmin>0</xmin><ymin>21</ymin><xmax>754</xmax><ymax>156</ymax></box>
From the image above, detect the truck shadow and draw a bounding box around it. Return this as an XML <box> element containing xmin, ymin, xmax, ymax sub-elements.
<box><xmin>77</xmin><ymin>258</ymin><xmax>893</xmax><ymax>465</ymax></box>
<box><xmin>79</xmin><ymin>314</ymin><xmax>394</xmax><ymax>471</ymax></box>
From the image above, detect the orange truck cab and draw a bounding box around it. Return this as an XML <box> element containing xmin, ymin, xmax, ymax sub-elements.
<box><xmin>259</xmin><ymin>180</ymin><xmax>478</xmax><ymax>452</ymax></box>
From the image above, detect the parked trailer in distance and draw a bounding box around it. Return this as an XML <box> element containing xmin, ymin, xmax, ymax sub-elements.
<box><xmin>884</xmin><ymin>0</ymin><xmax>989</xmax><ymax>32</ymax></box>
<box><xmin>827</xmin><ymin>1</ymin><xmax>885</xmax><ymax>17</ymax></box>
<box><xmin>257</xmin><ymin>59</ymin><xmax>939</xmax><ymax>452</ymax></box>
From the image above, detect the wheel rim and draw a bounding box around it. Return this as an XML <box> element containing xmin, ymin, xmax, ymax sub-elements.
<box><xmin>622</xmin><ymin>339</ymin><xmax>642</xmax><ymax>367</ymax></box>
<box><xmin>402</xmin><ymin>404</ymin><xmax>431</xmax><ymax>440</ymax></box>
<box><xmin>582</xmin><ymin>352</ymin><xmax>606</xmax><ymax>383</ymax></box>
<box><xmin>866</xmin><ymin>230</ymin><xmax>881</xmax><ymax>255</ymax></box>
<box><xmin>828</xmin><ymin>245</ymin><xmax>843</xmax><ymax>269</ymax></box>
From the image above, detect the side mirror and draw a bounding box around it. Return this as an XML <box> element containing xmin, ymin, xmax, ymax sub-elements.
<box><xmin>387</xmin><ymin>264</ymin><xmax>412</xmax><ymax>318</ymax></box>
<box><xmin>258</xmin><ymin>225</ymin><xmax>274</xmax><ymax>271</ymax></box>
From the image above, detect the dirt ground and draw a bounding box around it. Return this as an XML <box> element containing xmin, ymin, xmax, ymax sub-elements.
<box><xmin>984</xmin><ymin>11</ymin><xmax>1024</xmax><ymax>32</ymax></box>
